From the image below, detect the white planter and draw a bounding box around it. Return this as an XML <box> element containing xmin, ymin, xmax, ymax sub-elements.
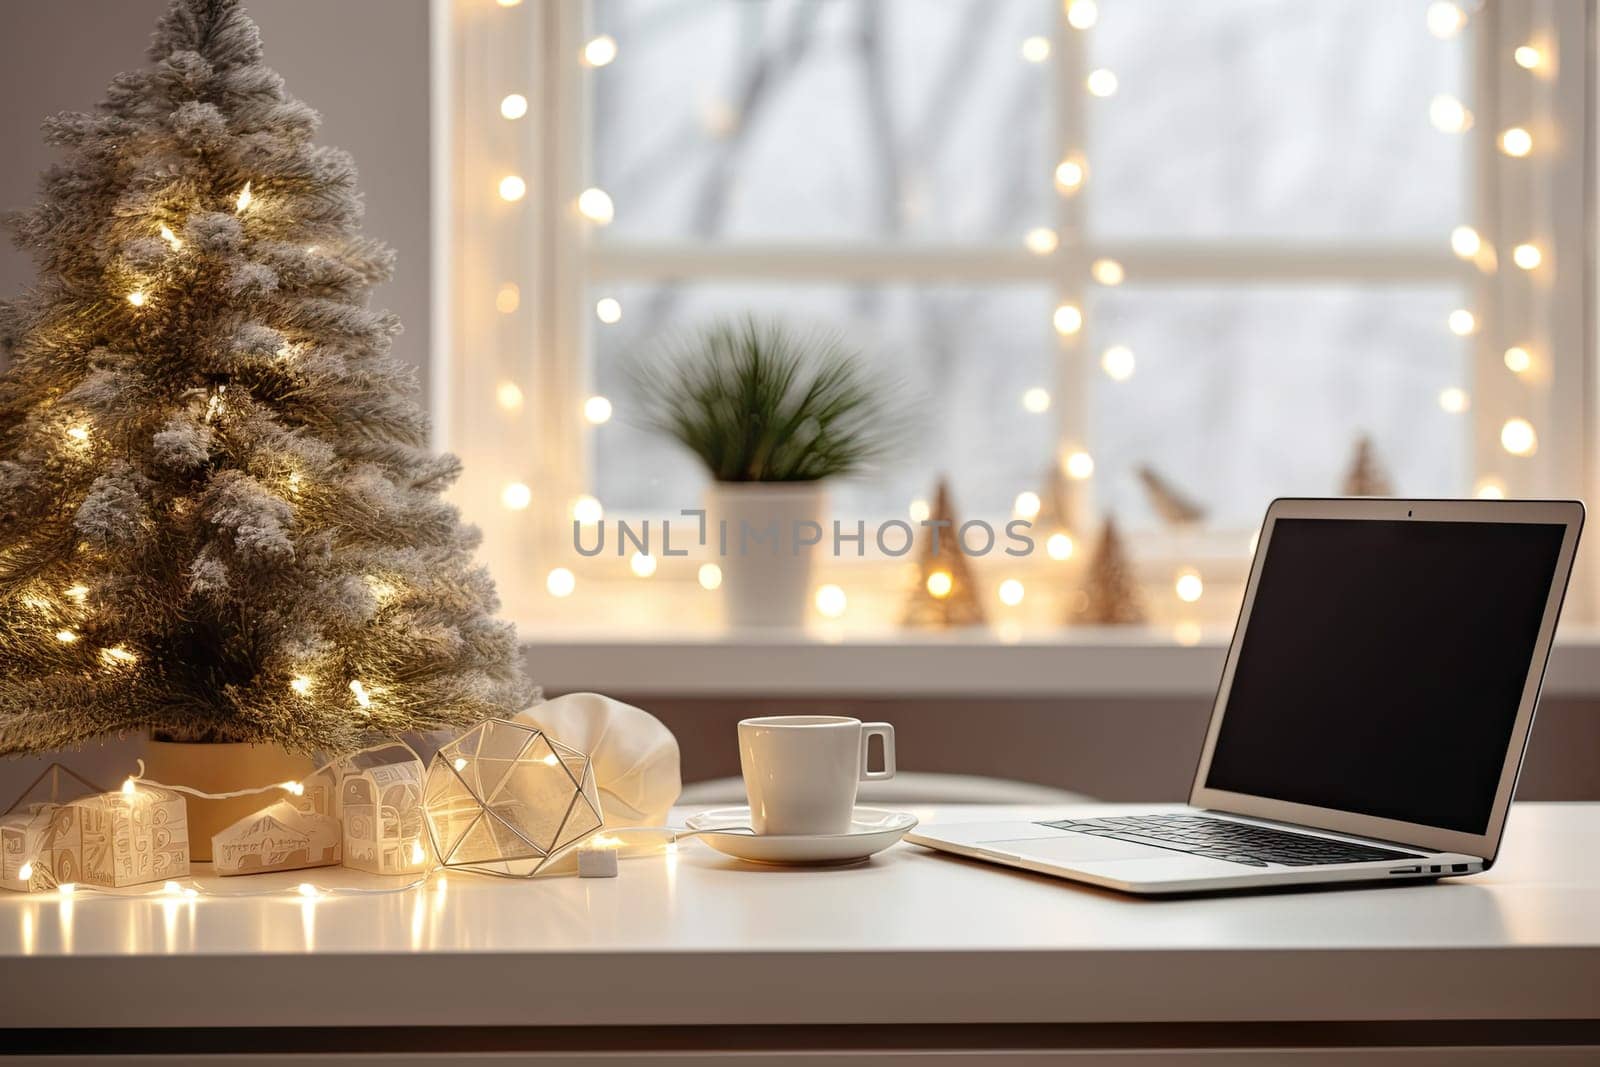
<box><xmin>705</xmin><ymin>481</ymin><xmax>828</xmax><ymax>630</ymax></box>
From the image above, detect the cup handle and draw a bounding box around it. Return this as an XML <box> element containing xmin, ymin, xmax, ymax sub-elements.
<box><xmin>860</xmin><ymin>722</ymin><xmax>896</xmax><ymax>781</ymax></box>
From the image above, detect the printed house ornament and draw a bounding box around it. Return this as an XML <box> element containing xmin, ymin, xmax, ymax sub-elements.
<box><xmin>1</xmin><ymin>764</ymin><xmax>102</xmax><ymax>891</ymax></box>
<box><xmin>212</xmin><ymin>801</ymin><xmax>340</xmax><ymax>876</ymax></box>
<box><xmin>424</xmin><ymin>718</ymin><xmax>603</xmax><ymax>877</ymax></box>
<box><xmin>2</xmin><ymin>781</ymin><xmax>189</xmax><ymax>891</ymax></box>
<box><xmin>337</xmin><ymin>744</ymin><xmax>431</xmax><ymax>875</ymax></box>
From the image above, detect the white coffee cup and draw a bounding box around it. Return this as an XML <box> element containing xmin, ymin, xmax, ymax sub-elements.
<box><xmin>738</xmin><ymin>715</ymin><xmax>896</xmax><ymax>836</ymax></box>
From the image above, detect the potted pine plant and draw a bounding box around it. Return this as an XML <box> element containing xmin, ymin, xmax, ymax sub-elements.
<box><xmin>635</xmin><ymin>318</ymin><xmax>896</xmax><ymax>628</ymax></box>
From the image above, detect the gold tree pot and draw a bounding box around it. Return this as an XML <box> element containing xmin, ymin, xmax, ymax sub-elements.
<box><xmin>139</xmin><ymin>739</ymin><xmax>317</xmax><ymax>862</ymax></box>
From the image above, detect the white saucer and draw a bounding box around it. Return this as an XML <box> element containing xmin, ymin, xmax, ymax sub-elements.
<box><xmin>684</xmin><ymin>807</ymin><xmax>918</xmax><ymax>866</ymax></box>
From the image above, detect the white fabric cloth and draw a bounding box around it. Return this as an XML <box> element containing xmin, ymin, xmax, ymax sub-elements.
<box><xmin>516</xmin><ymin>693</ymin><xmax>681</xmax><ymax>828</ymax></box>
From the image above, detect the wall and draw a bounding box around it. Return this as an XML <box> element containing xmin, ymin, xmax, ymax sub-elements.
<box><xmin>0</xmin><ymin>0</ymin><xmax>432</xmax><ymax>398</ymax></box>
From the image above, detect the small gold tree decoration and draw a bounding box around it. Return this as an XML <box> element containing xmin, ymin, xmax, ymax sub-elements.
<box><xmin>903</xmin><ymin>479</ymin><xmax>986</xmax><ymax>628</ymax></box>
<box><xmin>1070</xmin><ymin>516</ymin><xmax>1145</xmax><ymax>625</ymax></box>
<box><xmin>1136</xmin><ymin>465</ymin><xmax>1206</xmax><ymax>527</ymax></box>
<box><xmin>1341</xmin><ymin>435</ymin><xmax>1395</xmax><ymax>496</ymax></box>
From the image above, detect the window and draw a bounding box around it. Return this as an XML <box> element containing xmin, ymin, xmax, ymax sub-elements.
<box><xmin>441</xmin><ymin>0</ymin><xmax>1590</xmax><ymax>632</ymax></box>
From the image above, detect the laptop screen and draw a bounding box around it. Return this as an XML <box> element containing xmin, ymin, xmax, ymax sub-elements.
<box><xmin>1204</xmin><ymin>517</ymin><xmax>1565</xmax><ymax>835</ymax></box>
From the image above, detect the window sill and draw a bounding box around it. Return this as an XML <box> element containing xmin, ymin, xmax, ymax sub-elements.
<box><xmin>521</xmin><ymin>624</ymin><xmax>1600</xmax><ymax>699</ymax></box>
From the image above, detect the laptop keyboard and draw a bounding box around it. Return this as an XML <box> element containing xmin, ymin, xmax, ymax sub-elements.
<box><xmin>1038</xmin><ymin>813</ymin><xmax>1424</xmax><ymax>868</ymax></box>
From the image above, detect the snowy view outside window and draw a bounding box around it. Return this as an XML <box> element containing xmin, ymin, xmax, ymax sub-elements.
<box><xmin>587</xmin><ymin>0</ymin><xmax>1469</xmax><ymax>532</ymax></box>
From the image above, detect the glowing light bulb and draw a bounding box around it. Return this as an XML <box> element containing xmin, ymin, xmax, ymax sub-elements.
<box><xmin>1067</xmin><ymin>0</ymin><xmax>1099</xmax><ymax>29</ymax></box>
<box><xmin>1024</xmin><ymin>227</ymin><xmax>1059</xmax><ymax>255</ymax></box>
<box><xmin>64</xmin><ymin>584</ymin><xmax>89</xmax><ymax>603</ymax></box>
<box><xmin>1429</xmin><ymin>95</ymin><xmax>1472</xmax><ymax>133</ymax></box>
<box><xmin>501</xmin><ymin>482</ymin><xmax>533</xmax><ymax>510</ymax></box>
<box><xmin>1053</xmin><ymin>303</ymin><xmax>1083</xmax><ymax>335</ymax></box>
<box><xmin>99</xmin><ymin>646</ymin><xmax>137</xmax><ymax>667</ymax></box>
<box><xmin>1086</xmin><ymin>69</ymin><xmax>1119</xmax><ymax>97</ymax></box>
<box><xmin>410</xmin><ymin>841</ymin><xmax>426</xmax><ymax>864</ymax></box>
<box><xmin>1500</xmin><ymin>127</ymin><xmax>1533</xmax><ymax>157</ymax></box>
<box><xmin>1065</xmin><ymin>450</ymin><xmax>1095</xmax><ymax>479</ymax></box>
<box><xmin>546</xmin><ymin>567</ymin><xmax>576</xmax><ymax>597</ymax></box>
<box><xmin>1504</xmin><ymin>346</ymin><xmax>1532</xmax><ymax>374</ymax></box>
<box><xmin>1014</xmin><ymin>491</ymin><xmax>1042</xmax><ymax>520</ymax></box>
<box><xmin>572</xmin><ymin>495</ymin><xmax>604</xmax><ymax>524</ymax></box>
<box><xmin>1450</xmin><ymin>225</ymin><xmax>1481</xmax><ymax>258</ymax></box>
<box><xmin>349</xmin><ymin>679</ymin><xmax>372</xmax><ymax>708</ymax></box>
<box><xmin>496</xmin><ymin>381</ymin><xmax>525</xmax><ymax>412</ymax></box>
<box><xmin>58</xmin><ymin>883</ymin><xmax>76</xmax><ymax>895</ymax></box>
<box><xmin>1046</xmin><ymin>532</ymin><xmax>1074</xmax><ymax>560</ymax></box>
<box><xmin>121</xmin><ymin>778</ymin><xmax>136</xmax><ymax>797</ymax></box>
<box><xmin>1514</xmin><ymin>45</ymin><xmax>1543</xmax><ymax>70</ymax></box>
<box><xmin>998</xmin><ymin>579</ymin><xmax>1025</xmax><ymax>606</ymax></box>
<box><xmin>583</xmin><ymin>34</ymin><xmax>618</xmax><ymax>67</ymax></box>
<box><xmin>1020</xmin><ymin>36</ymin><xmax>1051</xmax><ymax>63</ymax></box>
<box><xmin>55</xmin><ymin>630</ymin><xmax>77</xmax><ymax>643</ymax></box>
<box><xmin>583</xmin><ymin>396</ymin><xmax>613</xmax><ymax>424</ymax></box>
<box><xmin>1101</xmin><ymin>345</ymin><xmax>1135</xmax><ymax>381</ymax></box>
<box><xmin>1426</xmin><ymin>1</ymin><xmax>1465</xmax><ymax>38</ymax></box>
<box><xmin>282</xmin><ymin>781</ymin><xmax>305</xmax><ymax>796</ymax></box>
<box><xmin>630</xmin><ymin>552</ymin><xmax>657</xmax><ymax>578</ymax></box>
<box><xmin>578</xmin><ymin>187</ymin><xmax>614</xmax><ymax>224</ymax></box>
<box><xmin>697</xmin><ymin>563</ymin><xmax>722</xmax><ymax>590</ymax></box>
<box><xmin>159</xmin><ymin>224</ymin><xmax>183</xmax><ymax>250</ymax></box>
<box><xmin>1091</xmin><ymin>258</ymin><xmax>1125</xmax><ymax>286</ymax></box>
<box><xmin>926</xmin><ymin>570</ymin><xmax>954</xmax><ymax>599</ymax></box>
<box><xmin>495</xmin><ymin>283</ymin><xmax>520</xmax><ymax>314</ymax></box>
<box><xmin>18</xmin><ymin>862</ymin><xmax>32</xmax><ymax>882</ymax></box>
<box><xmin>235</xmin><ymin>182</ymin><xmax>253</xmax><ymax>213</ymax></box>
<box><xmin>287</xmin><ymin>471</ymin><xmax>304</xmax><ymax>494</ymax></box>
<box><xmin>815</xmin><ymin>584</ymin><xmax>847</xmax><ymax>618</ymax></box>
<box><xmin>1500</xmin><ymin>418</ymin><xmax>1537</xmax><ymax>456</ymax></box>
<box><xmin>453</xmin><ymin>757</ymin><xmax>468</xmax><ymax>771</ymax></box>
<box><xmin>1054</xmin><ymin>159</ymin><xmax>1086</xmax><ymax>193</ymax></box>
<box><xmin>297</xmin><ymin>882</ymin><xmax>319</xmax><ymax>898</ymax></box>
<box><xmin>1438</xmin><ymin>387</ymin><xmax>1470</xmax><ymax>414</ymax></box>
<box><xmin>498</xmin><ymin>175</ymin><xmax>527</xmax><ymax>202</ymax></box>
<box><xmin>499</xmin><ymin>93</ymin><xmax>528</xmax><ymax>120</ymax></box>
<box><xmin>595</xmin><ymin>297</ymin><xmax>622</xmax><ymax>324</ymax></box>
<box><xmin>1448</xmin><ymin>309</ymin><xmax>1477</xmax><ymax>336</ymax></box>
<box><xmin>289</xmin><ymin>675</ymin><xmax>313</xmax><ymax>696</ymax></box>
<box><xmin>66</xmin><ymin>426</ymin><xmax>90</xmax><ymax>443</ymax></box>
<box><xmin>496</xmin><ymin>0</ymin><xmax>521</xmax><ymax>6</ymax></box>
<box><xmin>1512</xmin><ymin>243</ymin><xmax>1542</xmax><ymax>270</ymax></box>
<box><xmin>127</xmin><ymin>291</ymin><xmax>147</xmax><ymax>307</ymax></box>
<box><xmin>1475</xmin><ymin>477</ymin><xmax>1507</xmax><ymax>500</ymax></box>
<box><xmin>909</xmin><ymin>499</ymin><xmax>931</xmax><ymax>523</ymax></box>
<box><xmin>1022</xmin><ymin>387</ymin><xmax>1051</xmax><ymax>413</ymax></box>
<box><xmin>1175</xmin><ymin>570</ymin><xmax>1204</xmax><ymax>603</ymax></box>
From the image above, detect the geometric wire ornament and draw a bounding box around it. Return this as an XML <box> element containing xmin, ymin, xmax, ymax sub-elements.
<box><xmin>423</xmin><ymin>719</ymin><xmax>603</xmax><ymax>878</ymax></box>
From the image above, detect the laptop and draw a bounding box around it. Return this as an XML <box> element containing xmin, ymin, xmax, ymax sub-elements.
<box><xmin>907</xmin><ymin>497</ymin><xmax>1584</xmax><ymax>895</ymax></box>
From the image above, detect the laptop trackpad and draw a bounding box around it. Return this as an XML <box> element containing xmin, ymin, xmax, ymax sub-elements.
<box><xmin>979</xmin><ymin>835</ymin><xmax>1162</xmax><ymax>862</ymax></box>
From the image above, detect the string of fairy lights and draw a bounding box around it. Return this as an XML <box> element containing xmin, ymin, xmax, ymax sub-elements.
<box><xmin>478</xmin><ymin>0</ymin><xmax>1553</xmax><ymax>624</ymax></box>
<box><xmin>1426</xmin><ymin>0</ymin><xmax>1551</xmax><ymax>499</ymax></box>
<box><xmin>45</xmin><ymin>177</ymin><xmax>390</xmax><ymax>716</ymax></box>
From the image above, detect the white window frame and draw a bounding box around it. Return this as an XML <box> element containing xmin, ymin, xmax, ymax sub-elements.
<box><xmin>436</xmin><ymin>0</ymin><xmax>1596</xmax><ymax>632</ymax></box>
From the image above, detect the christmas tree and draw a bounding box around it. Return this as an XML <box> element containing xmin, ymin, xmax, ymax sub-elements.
<box><xmin>1340</xmin><ymin>435</ymin><xmax>1394</xmax><ymax>496</ymax></box>
<box><xmin>1070</xmin><ymin>516</ymin><xmax>1145</xmax><ymax>625</ymax></box>
<box><xmin>902</xmin><ymin>479</ymin><xmax>986</xmax><ymax>628</ymax></box>
<box><xmin>0</xmin><ymin>0</ymin><xmax>531</xmax><ymax>755</ymax></box>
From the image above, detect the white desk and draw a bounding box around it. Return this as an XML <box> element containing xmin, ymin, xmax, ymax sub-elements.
<box><xmin>2</xmin><ymin>803</ymin><xmax>1598</xmax><ymax>1064</ymax></box>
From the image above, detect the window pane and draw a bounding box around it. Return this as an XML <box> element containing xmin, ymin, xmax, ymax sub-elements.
<box><xmin>590</xmin><ymin>0</ymin><xmax>1054</xmax><ymax>244</ymax></box>
<box><xmin>1089</xmin><ymin>0</ymin><xmax>1467</xmax><ymax>240</ymax></box>
<box><xmin>1088</xmin><ymin>285</ymin><xmax>1471</xmax><ymax>529</ymax></box>
<box><xmin>589</xmin><ymin>282</ymin><xmax>1057</xmax><ymax>517</ymax></box>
